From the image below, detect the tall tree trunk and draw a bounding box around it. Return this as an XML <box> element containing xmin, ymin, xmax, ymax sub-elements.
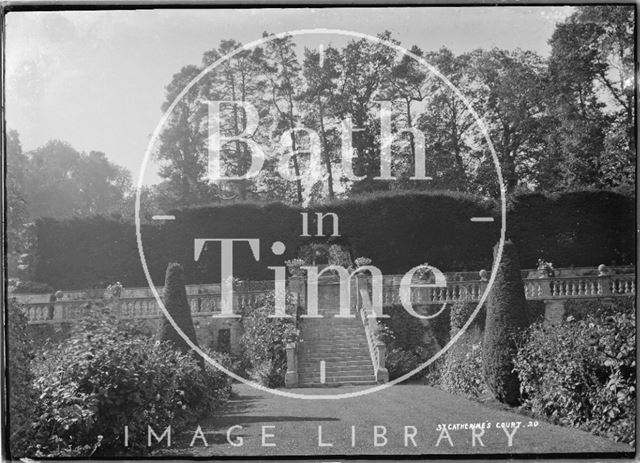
<box><xmin>287</xmin><ymin>96</ymin><xmax>303</xmax><ymax>204</ymax></box>
<box><xmin>317</xmin><ymin>95</ymin><xmax>335</xmax><ymax>200</ymax></box>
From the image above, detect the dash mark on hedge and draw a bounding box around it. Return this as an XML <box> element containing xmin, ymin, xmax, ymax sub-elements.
<box><xmin>470</xmin><ymin>217</ymin><xmax>494</xmax><ymax>222</ymax></box>
<box><xmin>152</xmin><ymin>215</ymin><xmax>176</xmax><ymax>220</ymax></box>
<box><xmin>320</xmin><ymin>360</ymin><xmax>326</xmax><ymax>384</ymax></box>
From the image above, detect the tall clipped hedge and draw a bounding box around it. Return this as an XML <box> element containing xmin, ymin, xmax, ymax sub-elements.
<box><xmin>157</xmin><ymin>263</ymin><xmax>203</xmax><ymax>368</ymax></box>
<box><xmin>508</xmin><ymin>190</ymin><xmax>635</xmax><ymax>268</ymax></box>
<box><xmin>32</xmin><ymin>190</ymin><xmax>633</xmax><ymax>289</ymax></box>
<box><xmin>482</xmin><ymin>240</ymin><xmax>529</xmax><ymax>406</ymax></box>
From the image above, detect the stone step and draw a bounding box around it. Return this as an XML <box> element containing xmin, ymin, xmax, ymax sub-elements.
<box><xmin>298</xmin><ymin>375</ymin><xmax>377</xmax><ymax>384</ymax></box>
<box><xmin>300</xmin><ymin>347</ymin><xmax>371</xmax><ymax>354</ymax></box>
<box><xmin>301</xmin><ymin>340</ymin><xmax>368</xmax><ymax>345</ymax></box>
<box><xmin>299</xmin><ymin>358</ymin><xmax>373</xmax><ymax>366</ymax></box>
<box><xmin>297</xmin><ymin>381</ymin><xmax>377</xmax><ymax>387</ymax></box>
<box><xmin>301</xmin><ymin>358</ymin><xmax>371</xmax><ymax>365</ymax></box>
<box><xmin>299</xmin><ymin>365</ymin><xmax>373</xmax><ymax>373</ymax></box>
<box><xmin>301</xmin><ymin>352</ymin><xmax>371</xmax><ymax>359</ymax></box>
<box><xmin>301</xmin><ymin>328</ymin><xmax>367</xmax><ymax>334</ymax></box>
<box><xmin>301</xmin><ymin>335</ymin><xmax>368</xmax><ymax>340</ymax></box>
<box><xmin>299</xmin><ymin>368</ymin><xmax>374</xmax><ymax>377</ymax></box>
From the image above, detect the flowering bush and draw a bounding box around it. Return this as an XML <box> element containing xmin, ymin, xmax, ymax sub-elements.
<box><xmin>536</xmin><ymin>259</ymin><xmax>555</xmax><ymax>277</ymax></box>
<box><xmin>104</xmin><ymin>281</ymin><xmax>124</xmax><ymax>300</ymax></box>
<box><xmin>514</xmin><ymin>309</ymin><xmax>635</xmax><ymax>445</ymax></box>
<box><xmin>240</xmin><ymin>292</ymin><xmax>298</xmax><ymax>387</ymax></box>
<box><xmin>28</xmin><ymin>306</ymin><xmax>230</xmax><ymax>457</ymax></box>
<box><xmin>284</xmin><ymin>258</ymin><xmax>306</xmax><ymax>276</ymax></box>
<box><xmin>354</xmin><ymin>257</ymin><xmax>372</xmax><ymax>268</ymax></box>
<box><xmin>439</xmin><ymin>327</ymin><xmax>486</xmax><ymax>399</ymax></box>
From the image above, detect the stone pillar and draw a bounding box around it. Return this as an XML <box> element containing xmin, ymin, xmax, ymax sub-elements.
<box><xmin>288</xmin><ymin>275</ymin><xmax>305</xmax><ymax>312</ymax></box>
<box><xmin>375</xmin><ymin>341</ymin><xmax>389</xmax><ymax>383</ymax></box>
<box><xmin>53</xmin><ymin>302</ymin><xmax>64</xmax><ymax>321</ymax></box>
<box><xmin>598</xmin><ymin>274</ymin><xmax>615</xmax><ymax>309</ymax></box>
<box><xmin>543</xmin><ymin>299</ymin><xmax>566</xmax><ymax>327</ymax></box>
<box><xmin>284</xmin><ymin>342</ymin><xmax>298</xmax><ymax>387</ymax></box>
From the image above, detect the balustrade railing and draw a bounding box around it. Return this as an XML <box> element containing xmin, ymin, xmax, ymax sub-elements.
<box><xmin>20</xmin><ymin>290</ymin><xmax>269</xmax><ymax>325</ymax></box>
<box><xmin>355</xmin><ymin>277</ymin><xmax>389</xmax><ymax>383</ymax></box>
<box><xmin>17</xmin><ymin>271</ymin><xmax>635</xmax><ymax>325</ymax></box>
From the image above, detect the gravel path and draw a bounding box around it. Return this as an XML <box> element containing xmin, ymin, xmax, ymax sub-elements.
<box><xmin>158</xmin><ymin>383</ymin><xmax>633</xmax><ymax>457</ymax></box>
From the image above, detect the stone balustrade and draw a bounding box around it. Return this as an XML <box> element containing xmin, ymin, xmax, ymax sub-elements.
<box><xmin>15</xmin><ymin>268</ymin><xmax>635</xmax><ymax>325</ymax></box>
<box><xmin>19</xmin><ymin>290</ymin><xmax>269</xmax><ymax>325</ymax></box>
<box><xmin>380</xmin><ymin>273</ymin><xmax>635</xmax><ymax>306</ymax></box>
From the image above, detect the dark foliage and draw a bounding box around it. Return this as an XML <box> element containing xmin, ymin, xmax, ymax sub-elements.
<box><xmin>7</xmin><ymin>302</ymin><xmax>38</xmax><ymax>457</ymax></box>
<box><xmin>156</xmin><ymin>263</ymin><xmax>203</xmax><ymax>368</ymax></box>
<box><xmin>482</xmin><ymin>240</ymin><xmax>529</xmax><ymax>406</ymax></box>
<box><xmin>515</xmin><ymin>308</ymin><xmax>635</xmax><ymax>445</ymax></box>
<box><xmin>28</xmin><ymin>307</ymin><xmax>230</xmax><ymax>457</ymax></box>
<box><xmin>507</xmin><ymin>190</ymin><xmax>634</xmax><ymax>267</ymax></box>
<box><xmin>33</xmin><ymin>190</ymin><xmax>632</xmax><ymax>289</ymax></box>
<box><xmin>239</xmin><ymin>292</ymin><xmax>298</xmax><ymax>387</ymax></box>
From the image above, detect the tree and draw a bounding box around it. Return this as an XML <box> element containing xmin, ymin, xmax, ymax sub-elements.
<box><xmin>416</xmin><ymin>48</ymin><xmax>479</xmax><ymax>191</ymax></box>
<box><xmin>379</xmin><ymin>45</ymin><xmax>429</xmax><ymax>190</ymax></box>
<box><xmin>482</xmin><ymin>240</ymin><xmax>529</xmax><ymax>406</ymax></box>
<box><xmin>201</xmin><ymin>40</ymin><xmax>270</xmax><ymax>201</ymax></box>
<box><xmin>548</xmin><ymin>6</ymin><xmax>634</xmax><ymax>191</ymax></box>
<box><xmin>156</xmin><ymin>65</ymin><xmax>221</xmax><ymax>208</ymax></box>
<box><xmin>6</xmin><ymin>130</ymin><xmax>28</xmax><ymax>252</ymax></box>
<box><xmin>301</xmin><ymin>45</ymin><xmax>342</xmax><ymax>200</ymax></box>
<box><xmin>262</xmin><ymin>33</ymin><xmax>307</xmax><ymax>204</ymax></box>
<box><xmin>157</xmin><ymin>263</ymin><xmax>203</xmax><ymax>368</ymax></box>
<box><xmin>334</xmin><ymin>32</ymin><xmax>398</xmax><ymax>194</ymax></box>
<box><xmin>468</xmin><ymin>49</ymin><xmax>550</xmax><ymax>194</ymax></box>
<box><xmin>24</xmin><ymin>140</ymin><xmax>131</xmax><ymax>219</ymax></box>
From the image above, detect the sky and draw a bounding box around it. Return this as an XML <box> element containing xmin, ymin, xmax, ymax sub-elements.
<box><xmin>5</xmin><ymin>6</ymin><xmax>573</xmax><ymax>185</ymax></box>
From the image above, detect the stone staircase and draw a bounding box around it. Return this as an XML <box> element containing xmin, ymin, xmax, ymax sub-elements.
<box><xmin>297</xmin><ymin>297</ymin><xmax>376</xmax><ymax>387</ymax></box>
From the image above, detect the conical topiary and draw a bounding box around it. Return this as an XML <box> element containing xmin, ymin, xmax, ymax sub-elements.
<box><xmin>482</xmin><ymin>240</ymin><xmax>528</xmax><ymax>406</ymax></box>
<box><xmin>157</xmin><ymin>262</ymin><xmax>203</xmax><ymax>368</ymax></box>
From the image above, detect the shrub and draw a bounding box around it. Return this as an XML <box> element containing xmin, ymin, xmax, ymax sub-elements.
<box><xmin>239</xmin><ymin>292</ymin><xmax>298</xmax><ymax>387</ymax></box>
<box><xmin>157</xmin><ymin>263</ymin><xmax>203</xmax><ymax>368</ymax></box>
<box><xmin>385</xmin><ymin>347</ymin><xmax>429</xmax><ymax>381</ymax></box>
<box><xmin>29</xmin><ymin>307</ymin><xmax>230</xmax><ymax>457</ymax></box>
<box><xmin>564</xmin><ymin>296</ymin><xmax>635</xmax><ymax>321</ymax></box>
<box><xmin>379</xmin><ymin>305</ymin><xmax>441</xmax><ymax>381</ymax></box>
<box><xmin>440</xmin><ymin>327</ymin><xmax>486</xmax><ymax>399</ymax></box>
<box><xmin>515</xmin><ymin>309</ymin><xmax>635</xmax><ymax>445</ymax></box>
<box><xmin>482</xmin><ymin>241</ymin><xmax>528</xmax><ymax>406</ymax></box>
<box><xmin>8</xmin><ymin>279</ymin><xmax>54</xmax><ymax>294</ymax></box>
<box><xmin>449</xmin><ymin>300</ymin><xmax>485</xmax><ymax>336</ymax></box>
<box><xmin>7</xmin><ymin>301</ymin><xmax>38</xmax><ymax>457</ymax></box>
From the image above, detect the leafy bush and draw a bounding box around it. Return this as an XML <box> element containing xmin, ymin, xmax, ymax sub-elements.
<box><xmin>439</xmin><ymin>327</ymin><xmax>486</xmax><ymax>399</ymax></box>
<box><xmin>515</xmin><ymin>309</ymin><xmax>635</xmax><ymax>445</ymax></box>
<box><xmin>9</xmin><ymin>279</ymin><xmax>54</xmax><ymax>294</ymax></box>
<box><xmin>386</xmin><ymin>346</ymin><xmax>430</xmax><ymax>380</ymax></box>
<box><xmin>380</xmin><ymin>305</ymin><xmax>441</xmax><ymax>381</ymax></box>
<box><xmin>7</xmin><ymin>301</ymin><xmax>38</xmax><ymax>457</ymax></box>
<box><xmin>29</xmin><ymin>306</ymin><xmax>230</xmax><ymax>457</ymax></box>
<box><xmin>449</xmin><ymin>300</ymin><xmax>485</xmax><ymax>336</ymax></box>
<box><xmin>483</xmin><ymin>241</ymin><xmax>529</xmax><ymax>406</ymax></box>
<box><xmin>564</xmin><ymin>296</ymin><xmax>634</xmax><ymax>321</ymax></box>
<box><xmin>239</xmin><ymin>292</ymin><xmax>298</xmax><ymax>387</ymax></box>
